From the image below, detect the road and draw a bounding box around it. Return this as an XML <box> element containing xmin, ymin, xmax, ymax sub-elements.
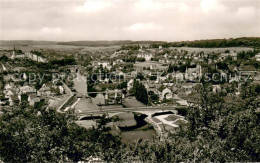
<box><xmin>78</xmin><ymin>105</ymin><xmax>186</xmax><ymax>115</ymax></box>
<box><xmin>57</xmin><ymin>82</ymin><xmax>74</xmax><ymax>112</ymax></box>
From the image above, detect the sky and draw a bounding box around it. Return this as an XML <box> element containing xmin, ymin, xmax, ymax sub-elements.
<box><xmin>0</xmin><ymin>0</ymin><xmax>260</xmax><ymax>41</ymax></box>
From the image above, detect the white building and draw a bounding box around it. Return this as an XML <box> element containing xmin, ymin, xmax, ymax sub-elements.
<box><xmin>11</xmin><ymin>50</ymin><xmax>46</xmax><ymax>62</ymax></box>
<box><xmin>137</xmin><ymin>53</ymin><xmax>154</xmax><ymax>61</ymax></box>
<box><xmin>2</xmin><ymin>64</ymin><xmax>7</xmax><ymax>71</ymax></box>
<box><xmin>58</xmin><ymin>86</ymin><xmax>65</xmax><ymax>94</ymax></box>
<box><xmin>219</xmin><ymin>51</ymin><xmax>237</xmax><ymax>61</ymax></box>
<box><xmin>127</xmin><ymin>79</ymin><xmax>134</xmax><ymax>91</ymax></box>
<box><xmin>185</xmin><ymin>65</ymin><xmax>202</xmax><ymax>81</ymax></box>
<box><xmin>5</xmin><ymin>90</ymin><xmax>14</xmax><ymax>99</ymax></box>
<box><xmin>160</xmin><ymin>88</ymin><xmax>173</xmax><ymax>101</ymax></box>
<box><xmin>255</xmin><ymin>53</ymin><xmax>260</xmax><ymax>61</ymax></box>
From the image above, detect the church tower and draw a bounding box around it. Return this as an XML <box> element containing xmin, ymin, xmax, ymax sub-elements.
<box><xmin>11</xmin><ymin>46</ymin><xmax>16</xmax><ymax>59</ymax></box>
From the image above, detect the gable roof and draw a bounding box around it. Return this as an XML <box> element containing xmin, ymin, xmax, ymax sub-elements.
<box><xmin>10</xmin><ymin>94</ymin><xmax>19</xmax><ymax>101</ymax></box>
<box><xmin>29</xmin><ymin>94</ymin><xmax>38</xmax><ymax>99</ymax></box>
<box><xmin>238</xmin><ymin>66</ymin><xmax>257</xmax><ymax>72</ymax></box>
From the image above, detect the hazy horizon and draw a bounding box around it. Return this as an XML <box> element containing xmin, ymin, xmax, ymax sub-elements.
<box><xmin>1</xmin><ymin>37</ymin><xmax>259</xmax><ymax>43</ymax></box>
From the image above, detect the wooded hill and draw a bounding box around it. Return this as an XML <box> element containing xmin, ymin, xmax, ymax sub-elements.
<box><xmin>1</xmin><ymin>37</ymin><xmax>259</xmax><ymax>47</ymax></box>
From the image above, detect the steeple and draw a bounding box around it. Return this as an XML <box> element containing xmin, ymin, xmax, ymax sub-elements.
<box><xmin>11</xmin><ymin>46</ymin><xmax>16</xmax><ymax>59</ymax></box>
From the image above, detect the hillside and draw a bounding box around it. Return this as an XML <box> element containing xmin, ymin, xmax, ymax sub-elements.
<box><xmin>151</xmin><ymin>37</ymin><xmax>260</xmax><ymax>48</ymax></box>
<box><xmin>1</xmin><ymin>37</ymin><xmax>260</xmax><ymax>48</ymax></box>
<box><xmin>0</xmin><ymin>40</ymin><xmax>57</xmax><ymax>46</ymax></box>
<box><xmin>57</xmin><ymin>40</ymin><xmax>164</xmax><ymax>47</ymax></box>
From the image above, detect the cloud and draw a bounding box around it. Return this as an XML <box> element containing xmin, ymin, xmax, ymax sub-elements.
<box><xmin>236</xmin><ymin>6</ymin><xmax>256</xmax><ymax>18</ymax></box>
<box><xmin>41</xmin><ymin>27</ymin><xmax>62</xmax><ymax>35</ymax></box>
<box><xmin>178</xmin><ymin>2</ymin><xmax>191</xmax><ymax>13</ymax></box>
<box><xmin>126</xmin><ymin>22</ymin><xmax>161</xmax><ymax>32</ymax></box>
<box><xmin>200</xmin><ymin>0</ymin><xmax>226</xmax><ymax>13</ymax></box>
<box><xmin>134</xmin><ymin>0</ymin><xmax>163</xmax><ymax>12</ymax></box>
<box><xmin>0</xmin><ymin>0</ymin><xmax>259</xmax><ymax>41</ymax></box>
<box><xmin>75</xmin><ymin>0</ymin><xmax>114</xmax><ymax>13</ymax></box>
<box><xmin>133</xmin><ymin>0</ymin><xmax>177</xmax><ymax>13</ymax></box>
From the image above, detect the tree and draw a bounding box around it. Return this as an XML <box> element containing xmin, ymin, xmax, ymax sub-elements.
<box><xmin>0</xmin><ymin>104</ymin><xmax>87</xmax><ymax>162</ymax></box>
<box><xmin>216</xmin><ymin>62</ymin><xmax>228</xmax><ymax>70</ymax></box>
<box><xmin>0</xmin><ymin>55</ymin><xmax>8</xmax><ymax>62</ymax></box>
<box><xmin>117</xmin><ymin>81</ymin><xmax>127</xmax><ymax>89</ymax></box>
<box><xmin>132</xmin><ymin>80</ymin><xmax>148</xmax><ymax>105</ymax></box>
<box><xmin>225</xmin><ymin>49</ymin><xmax>230</xmax><ymax>53</ymax></box>
<box><xmin>0</xmin><ymin>104</ymin><xmax>122</xmax><ymax>162</ymax></box>
<box><xmin>122</xmin><ymin>83</ymin><xmax>260</xmax><ymax>162</ymax></box>
<box><xmin>149</xmin><ymin>76</ymin><xmax>157</xmax><ymax>81</ymax></box>
<box><xmin>136</xmin><ymin>73</ymin><xmax>145</xmax><ymax>80</ymax></box>
<box><xmin>1</xmin><ymin>83</ymin><xmax>259</xmax><ymax>162</ymax></box>
<box><xmin>50</xmin><ymin>58</ymin><xmax>76</xmax><ymax>66</ymax></box>
<box><xmin>148</xmin><ymin>91</ymin><xmax>159</xmax><ymax>102</ymax></box>
<box><xmin>167</xmin><ymin>64</ymin><xmax>174</xmax><ymax>73</ymax></box>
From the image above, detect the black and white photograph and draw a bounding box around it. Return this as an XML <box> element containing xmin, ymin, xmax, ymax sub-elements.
<box><xmin>0</xmin><ymin>0</ymin><xmax>260</xmax><ymax>162</ymax></box>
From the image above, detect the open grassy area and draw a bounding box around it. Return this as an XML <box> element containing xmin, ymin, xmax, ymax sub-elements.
<box><xmin>165</xmin><ymin>114</ymin><xmax>182</xmax><ymax>121</ymax></box>
<box><xmin>74</xmin><ymin>98</ymin><xmax>99</xmax><ymax>111</ymax></box>
<box><xmin>174</xmin><ymin>119</ymin><xmax>187</xmax><ymax>126</ymax></box>
<box><xmin>170</xmin><ymin>47</ymin><xmax>253</xmax><ymax>54</ymax></box>
<box><xmin>95</xmin><ymin>83</ymin><xmax>117</xmax><ymax>91</ymax></box>
<box><xmin>123</xmin><ymin>96</ymin><xmax>146</xmax><ymax>108</ymax></box>
<box><xmin>134</xmin><ymin>61</ymin><xmax>167</xmax><ymax>70</ymax></box>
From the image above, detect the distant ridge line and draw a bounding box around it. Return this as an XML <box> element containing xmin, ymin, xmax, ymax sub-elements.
<box><xmin>1</xmin><ymin>37</ymin><xmax>259</xmax><ymax>47</ymax></box>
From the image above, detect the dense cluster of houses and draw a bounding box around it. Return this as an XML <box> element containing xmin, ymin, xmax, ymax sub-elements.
<box><xmin>219</xmin><ymin>51</ymin><xmax>238</xmax><ymax>61</ymax></box>
<box><xmin>10</xmin><ymin>48</ymin><xmax>46</xmax><ymax>63</ymax></box>
<box><xmin>1</xmin><ymin>46</ymin><xmax>260</xmax><ymax>109</ymax></box>
<box><xmin>0</xmin><ymin>80</ymin><xmax>65</xmax><ymax>108</ymax></box>
<box><xmin>85</xmin><ymin>46</ymin><xmax>260</xmax><ymax>107</ymax></box>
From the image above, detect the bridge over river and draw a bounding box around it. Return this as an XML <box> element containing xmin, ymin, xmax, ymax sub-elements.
<box><xmin>72</xmin><ymin>72</ymin><xmax>186</xmax><ymax>120</ymax></box>
<box><xmin>78</xmin><ymin>105</ymin><xmax>186</xmax><ymax>118</ymax></box>
<box><xmin>77</xmin><ymin>105</ymin><xmax>188</xmax><ymax>140</ymax></box>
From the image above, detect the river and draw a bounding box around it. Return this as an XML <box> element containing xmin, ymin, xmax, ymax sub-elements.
<box><xmin>73</xmin><ymin>74</ymin><xmax>156</xmax><ymax>142</ymax></box>
<box><xmin>120</xmin><ymin>125</ymin><xmax>156</xmax><ymax>142</ymax></box>
<box><xmin>73</xmin><ymin>73</ymin><xmax>88</xmax><ymax>95</ymax></box>
<box><xmin>114</xmin><ymin>112</ymin><xmax>156</xmax><ymax>143</ymax></box>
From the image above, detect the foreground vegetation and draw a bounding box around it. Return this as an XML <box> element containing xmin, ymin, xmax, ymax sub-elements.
<box><xmin>0</xmin><ymin>83</ymin><xmax>259</xmax><ymax>162</ymax></box>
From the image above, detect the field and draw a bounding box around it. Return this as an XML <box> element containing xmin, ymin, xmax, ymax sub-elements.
<box><xmin>134</xmin><ymin>61</ymin><xmax>167</xmax><ymax>70</ymax></box>
<box><xmin>165</xmin><ymin>114</ymin><xmax>182</xmax><ymax>121</ymax></box>
<box><xmin>170</xmin><ymin>47</ymin><xmax>253</xmax><ymax>54</ymax></box>
<box><xmin>0</xmin><ymin>44</ymin><xmax>120</xmax><ymax>52</ymax></box>
<box><xmin>123</xmin><ymin>96</ymin><xmax>146</xmax><ymax>108</ymax></box>
<box><xmin>74</xmin><ymin>98</ymin><xmax>99</xmax><ymax>112</ymax></box>
<box><xmin>0</xmin><ymin>41</ymin><xmax>254</xmax><ymax>59</ymax></box>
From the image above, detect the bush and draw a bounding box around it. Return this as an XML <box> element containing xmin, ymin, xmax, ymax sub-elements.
<box><xmin>176</xmin><ymin>107</ymin><xmax>188</xmax><ymax>116</ymax></box>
